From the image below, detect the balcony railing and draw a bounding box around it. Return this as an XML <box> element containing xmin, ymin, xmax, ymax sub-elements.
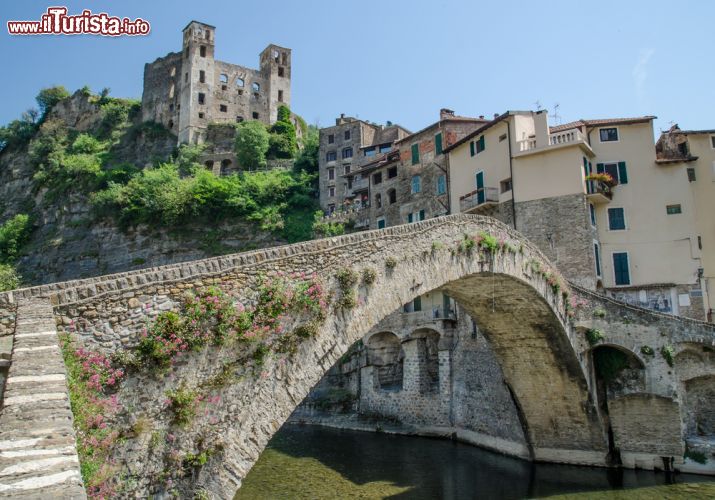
<box><xmin>459</xmin><ymin>187</ymin><xmax>499</xmax><ymax>213</ymax></box>
<box><xmin>585</xmin><ymin>180</ymin><xmax>614</xmax><ymax>203</ymax></box>
<box><xmin>517</xmin><ymin>129</ymin><xmax>586</xmax><ymax>152</ymax></box>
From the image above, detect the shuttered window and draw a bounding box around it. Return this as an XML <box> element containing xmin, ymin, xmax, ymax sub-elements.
<box><xmin>608</xmin><ymin>207</ymin><xmax>626</xmax><ymax>230</ymax></box>
<box><xmin>613</xmin><ymin>252</ymin><xmax>630</xmax><ymax>285</ymax></box>
<box><xmin>470</xmin><ymin>141</ymin><xmax>475</xmax><ymax>157</ymax></box>
<box><xmin>411</xmin><ymin>144</ymin><xmax>420</xmax><ymax>165</ymax></box>
<box><xmin>437</xmin><ymin>175</ymin><xmax>446</xmax><ymax>195</ymax></box>
<box><xmin>476</xmin><ymin>135</ymin><xmax>485</xmax><ymax>153</ymax></box>
<box><xmin>435</xmin><ymin>133</ymin><xmax>443</xmax><ymax>155</ymax></box>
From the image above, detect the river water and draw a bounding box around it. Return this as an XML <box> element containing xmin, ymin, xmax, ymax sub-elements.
<box><xmin>237</xmin><ymin>424</ymin><xmax>714</xmax><ymax>499</ymax></box>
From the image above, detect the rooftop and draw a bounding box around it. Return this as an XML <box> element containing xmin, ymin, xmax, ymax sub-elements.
<box><xmin>549</xmin><ymin>116</ymin><xmax>657</xmax><ymax>133</ymax></box>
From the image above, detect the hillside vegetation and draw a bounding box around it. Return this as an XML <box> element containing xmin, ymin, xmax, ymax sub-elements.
<box><xmin>0</xmin><ymin>87</ymin><xmax>324</xmax><ymax>289</ymax></box>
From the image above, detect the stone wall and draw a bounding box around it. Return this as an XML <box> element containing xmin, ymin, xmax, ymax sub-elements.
<box><xmin>515</xmin><ymin>193</ymin><xmax>598</xmax><ymax>289</ymax></box>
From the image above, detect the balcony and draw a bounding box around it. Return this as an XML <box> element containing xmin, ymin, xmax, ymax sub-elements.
<box><xmin>516</xmin><ymin>129</ymin><xmax>591</xmax><ymax>154</ymax></box>
<box><xmin>585</xmin><ymin>180</ymin><xmax>614</xmax><ymax>204</ymax></box>
<box><xmin>397</xmin><ymin>309</ymin><xmax>458</xmax><ymax>331</ymax></box>
<box><xmin>459</xmin><ymin>187</ymin><xmax>499</xmax><ymax>213</ymax></box>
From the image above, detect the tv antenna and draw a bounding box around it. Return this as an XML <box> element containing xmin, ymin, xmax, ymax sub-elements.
<box><xmin>550</xmin><ymin>103</ymin><xmax>561</xmax><ymax>125</ymax></box>
<box><xmin>534</xmin><ymin>100</ymin><xmax>542</xmax><ymax>111</ymax></box>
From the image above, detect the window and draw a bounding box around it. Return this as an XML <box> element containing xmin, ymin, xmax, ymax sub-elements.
<box><xmin>608</xmin><ymin>207</ymin><xmax>626</xmax><ymax>230</ymax></box>
<box><xmin>252</xmin><ymin>112</ymin><xmax>259</xmax><ymax>119</ymax></box>
<box><xmin>278</xmin><ymin>67</ymin><xmax>285</xmax><ymax>77</ymax></box>
<box><xmin>388</xmin><ymin>166</ymin><xmax>397</xmax><ymax>179</ymax></box>
<box><xmin>219</xmin><ymin>104</ymin><xmax>227</xmax><ymax>112</ymax></box>
<box><xmin>437</xmin><ymin>175</ymin><xmax>446</xmax><ymax>195</ymax></box>
<box><xmin>328</xmin><ymin>204</ymin><xmax>335</xmax><ymax>214</ymax></box>
<box><xmin>470</xmin><ymin>141</ymin><xmax>475</xmax><ymax>156</ymax></box>
<box><xmin>413</xmin><ymin>297</ymin><xmax>422</xmax><ymax>312</ymax></box>
<box><xmin>698</xmin><ymin>236</ymin><xmax>702</xmax><ymax>250</ymax></box>
<box><xmin>198</xmin><ymin>93</ymin><xmax>205</xmax><ymax>105</ymax></box>
<box><xmin>199</xmin><ymin>70</ymin><xmax>205</xmax><ymax>83</ymax></box>
<box><xmin>200</xmin><ymin>45</ymin><xmax>206</xmax><ymax>57</ymax></box>
<box><xmin>328</xmin><ymin>186</ymin><xmax>335</xmax><ymax>197</ymax></box>
<box><xmin>613</xmin><ymin>252</ymin><xmax>630</xmax><ymax>285</ymax></box>
<box><xmin>185</xmin><ymin>47</ymin><xmax>189</xmax><ymax>59</ymax></box>
<box><xmin>205</xmin><ymin>30</ymin><xmax>210</xmax><ymax>40</ymax></box>
<box><xmin>252</xmin><ymin>82</ymin><xmax>260</xmax><ymax>92</ymax></box>
<box><xmin>411</xmin><ymin>143</ymin><xmax>420</xmax><ymax>165</ymax></box>
<box><xmin>435</xmin><ymin>133</ymin><xmax>443</xmax><ymax>155</ymax></box>
<box><xmin>184</xmin><ymin>72</ymin><xmax>188</xmax><ymax>83</ymax></box>
<box><xmin>278</xmin><ymin>90</ymin><xmax>283</xmax><ymax>102</ymax></box>
<box><xmin>328</xmin><ymin>134</ymin><xmax>334</xmax><ymax>144</ymax></box>
<box><xmin>326</xmin><ymin>151</ymin><xmax>337</xmax><ymax>162</ymax></box>
<box><xmin>219</xmin><ymin>73</ymin><xmax>228</xmax><ymax>83</ymax></box>
<box><xmin>342</xmin><ymin>147</ymin><xmax>353</xmax><ymax>159</ymax></box>
<box><xmin>411</xmin><ymin>175</ymin><xmax>421</xmax><ymax>194</ymax></box>
<box><xmin>375</xmin><ymin>193</ymin><xmax>382</xmax><ymax>208</ymax></box>
<box><xmin>594</xmin><ymin>243</ymin><xmax>602</xmax><ymax>277</ymax></box>
<box><xmin>344</xmin><ymin>165</ymin><xmax>351</xmax><ymax>175</ymax></box>
<box><xmin>388</xmin><ymin>189</ymin><xmax>397</xmax><ymax>204</ymax></box>
<box><xmin>589</xmin><ymin>203</ymin><xmax>596</xmax><ymax>226</ymax></box>
<box><xmin>377</xmin><ymin>218</ymin><xmax>386</xmax><ymax>229</ymax></box>
<box><xmin>596</xmin><ymin>162</ymin><xmax>628</xmax><ymax>184</ymax></box>
<box><xmin>236</xmin><ymin>116</ymin><xmax>244</xmax><ymax>123</ymax></box>
<box><xmin>687</xmin><ymin>167</ymin><xmax>696</xmax><ymax>182</ymax></box>
<box><xmin>344</xmin><ymin>130</ymin><xmax>351</xmax><ymax>140</ymax></box>
<box><xmin>666</xmin><ymin>204</ymin><xmax>682</xmax><ymax>215</ymax></box>
<box><xmin>500</xmin><ymin>178</ymin><xmax>512</xmax><ymax>193</ymax></box>
<box><xmin>475</xmin><ymin>135</ymin><xmax>486</xmax><ymax>154</ymax></box>
<box><xmin>198</xmin><ymin>112</ymin><xmax>205</xmax><ymax>119</ymax></box>
<box><xmin>365</xmin><ymin>147</ymin><xmax>376</xmax><ymax>157</ymax></box>
<box><xmin>711</xmin><ymin>135</ymin><xmax>715</xmax><ymax>149</ymax></box>
<box><xmin>408</xmin><ymin>211</ymin><xmax>425</xmax><ymax>223</ymax></box>
<box><xmin>599</xmin><ymin>127</ymin><xmax>619</xmax><ymax>142</ymax></box>
<box><xmin>327</xmin><ymin>167</ymin><xmax>335</xmax><ymax>180</ymax></box>
<box><xmin>499</xmin><ymin>133</ymin><xmax>507</xmax><ymax>142</ymax></box>
<box><xmin>379</xmin><ymin>144</ymin><xmax>391</xmax><ymax>153</ymax></box>
<box><xmin>236</xmin><ymin>77</ymin><xmax>244</xmax><ymax>87</ymax></box>
<box><xmin>373</xmin><ymin>172</ymin><xmax>382</xmax><ymax>185</ymax></box>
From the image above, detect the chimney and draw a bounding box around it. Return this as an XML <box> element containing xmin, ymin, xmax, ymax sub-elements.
<box><xmin>440</xmin><ymin>108</ymin><xmax>455</xmax><ymax>120</ymax></box>
<box><xmin>494</xmin><ymin>113</ymin><xmax>499</xmax><ymax>119</ymax></box>
<box><xmin>479</xmin><ymin>115</ymin><xmax>484</xmax><ymax>119</ymax></box>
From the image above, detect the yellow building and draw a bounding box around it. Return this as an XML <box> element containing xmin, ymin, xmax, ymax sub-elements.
<box><xmin>445</xmin><ymin>112</ymin><xmax>713</xmax><ymax>321</ymax></box>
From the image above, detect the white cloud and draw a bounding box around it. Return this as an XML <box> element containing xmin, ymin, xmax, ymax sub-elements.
<box><xmin>632</xmin><ymin>48</ymin><xmax>655</xmax><ymax>107</ymax></box>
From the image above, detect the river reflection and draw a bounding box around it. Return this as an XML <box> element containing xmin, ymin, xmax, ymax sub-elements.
<box><xmin>238</xmin><ymin>424</ymin><xmax>714</xmax><ymax>499</ymax></box>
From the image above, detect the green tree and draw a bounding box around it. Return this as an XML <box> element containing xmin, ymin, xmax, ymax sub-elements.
<box><xmin>293</xmin><ymin>125</ymin><xmax>319</xmax><ymax>175</ymax></box>
<box><xmin>36</xmin><ymin>86</ymin><xmax>70</xmax><ymax>118</ymax></box>
<box><xmin>0</xmin><ymin>214</ymin><xmax>32</xmax><ymax>264</ymax></box>
<box><xmin>0</xmin><ymin>263</ymin><xmax>20</xmax><ymax>292</ymax></box>
<box><xmin>235</xmin><ymin>121</ymin><xmax>270</xmax><ymax>170</ymax></box>
<box><xmin>267</xmin><ymin>105</ymin><xmax>297</xmax><ymax>159</ymax></box>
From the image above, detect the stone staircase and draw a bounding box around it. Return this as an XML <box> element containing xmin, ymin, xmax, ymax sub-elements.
<box><xmin>0</xmin><ymin>299</ymin><xmax>85</xmax><ymax>499</ymax></box>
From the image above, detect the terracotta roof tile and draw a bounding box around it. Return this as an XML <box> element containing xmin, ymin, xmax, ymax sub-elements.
<box><xmin>549</xmin><ymin>116</ymin><xmax>656</xmax><ymax>133</ymax></box>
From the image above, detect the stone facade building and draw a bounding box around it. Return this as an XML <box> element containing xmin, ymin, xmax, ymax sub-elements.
<box><xmin>141</xmin><ymin>20</ymin><xmax>291</xmax><ymax>145</ymax></box>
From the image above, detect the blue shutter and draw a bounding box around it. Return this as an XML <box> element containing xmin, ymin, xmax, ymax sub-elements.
<box><xmin>613</xmin><ymin>253</ymin><xmax>630</xmax><ymax>285</ymax></box>
<box><xmin>618</xmin><ymin>161</ymin><xmax>628</xmax><ymax>184</ymax></box>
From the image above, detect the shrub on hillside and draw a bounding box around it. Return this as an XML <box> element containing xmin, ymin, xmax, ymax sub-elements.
<box><xmin>235</xmin><ymin>121</ymin><xmax>270</xmax><ymax>170</ymax></box>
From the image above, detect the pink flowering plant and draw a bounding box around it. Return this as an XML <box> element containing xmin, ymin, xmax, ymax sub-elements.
<box><xmin>60</xmin><ymin>335</ymin><xmax>125</xmax><ymax>498</ymax></box>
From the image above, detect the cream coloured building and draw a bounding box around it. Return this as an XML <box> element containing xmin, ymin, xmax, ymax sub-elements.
<box><xmin>445</xmin><ymin>112</ymin><xmax>714</xmax><ymax>322</ymax></box>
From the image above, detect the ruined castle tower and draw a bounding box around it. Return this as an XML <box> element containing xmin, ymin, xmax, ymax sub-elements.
<box><xmin>141</xmin><ymin>21</ymin><xmax>291</xmax><ymax>144</ymax></box>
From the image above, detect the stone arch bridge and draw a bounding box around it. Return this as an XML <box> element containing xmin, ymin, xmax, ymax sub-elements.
<box><xmin>0</xmin><ymin>215</ymin><xmax>713</xmax><ymax>498</ymax></box>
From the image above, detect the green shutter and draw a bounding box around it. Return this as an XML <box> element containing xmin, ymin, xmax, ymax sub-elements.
<box><xmin>618</xmin><ymin>161</ymin><xmax>628</xmax><ymax>184</ymax></box>
<box><xmin>413</xmin><ymin>296</ymin><xmax>422</xmax><ymax>312</ymax></box>
<box><xmin>408</xmin><ymin>213</ymin><xmax>413</xmax><ymax>223</ymax></box>
<box><xmin>478</xmin><ymin>135</ymin><xmax>485</xmax><ymax>153</ymax></box>
<box><xmin>419</xmin><ymin>209</ymin><xmax>425</xmax><ymax>221</ymax></box>
<box><xmin>411</xmin><ymin>143</ymin><xmax>419</xmax><ymax>165</ymax></box>
<box><xmin>435</xmin><ymin>133</ymin><xmax>443</xmax><ymax>155</ymax></box>
<box><xmin>470</xmin><ymin>141</ymin><xmax>475</xmax><ymax>156</ymax></box>
<box><xmin>596</xmin><ymin>163</ymin><xmax>604</xmax><ymax>174</ymax></box>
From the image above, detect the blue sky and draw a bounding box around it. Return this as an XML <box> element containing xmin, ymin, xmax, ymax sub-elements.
<box><xmin>2</xmin><ymin>0</ymin><xmax>713</xmax><ymax>136</ymax></box>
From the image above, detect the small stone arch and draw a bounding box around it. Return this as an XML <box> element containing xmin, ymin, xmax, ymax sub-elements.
<box><xmin>590</xmin><ymin>344</ymin><xmax>646</xmax><ymax>402</ymax></box>
<box><xmin>410</xmin><ymin>327</ymin><xmax>441</xmax><ymax>390</ymax></box>
<box><xmin>682</xmin><ymin>375</ymin><xmax>715</xmax><ymax>439</ymax></box>
<box><xmin>365</xmin><ymin>331</ymin><xmax>403</xmax><ymax>391</ymax></box>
